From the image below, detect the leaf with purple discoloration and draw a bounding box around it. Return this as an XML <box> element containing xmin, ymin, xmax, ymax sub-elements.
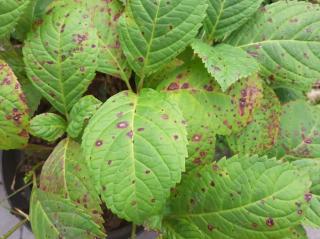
<box><xmin>157</xmin><ymin>59</ymin><xmax>263</xmax><ymax>169</ymax></box>
<box><xmin>0</xmin><ymin>60</ymin><xmax>29</xmax><ymax>149</ymax></box>
<box><xmin>228</xmin><ymin>85</ymin><xmax>281</xmax><ymax>155</ymax></box>
<box><xmin>65</xmin><ymin>0</ymin><xmax>131</xmax><ymax>82</ymax></box>
<box><xmin>23</xmin><ymin>3</ymin><xmax>99</xmax><ymax>116</ymax></box>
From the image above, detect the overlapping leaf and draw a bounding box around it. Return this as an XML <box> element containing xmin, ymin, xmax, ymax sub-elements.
<box><xmin>157</xmin><ymin>59</ymin><xmax>263</xmax><ymax>168</ymax></box>
<box><xmin>227</xmin><ymin>1</ymin><xmax>320</xmax><ymax>91</ymax></box>
<box><xmin>228</xmin><ymin>86</ymin><xmax>281</xmax><ymax>155</ymax></box>
<box><xmin>192</xmin><ymin>41</ymin><xmax>259</xmax><ymax>91</ymax></box>
<box><xmin>67</xmin><ymin>95</ymin><xmax>102</xmax><ymax>139</ymax></box>
<box><xmin>204</xmin><ymin>0</ymin><xmax>264</xmax><ymax>41</ymax></box>
<box><xmin>163</xmin><ymin>155</ymin><xmax>311</xmax><ymax>239</ymax></box>
<box><xmin>0</xmin><ymin>0</ymin><xmax>30</xmax><ymax>39</ymax></box>
<box><xmin>82</xmin><ymin>89</ymin><xmax>188</xmax><ymax>223</ymax></box>
<box><xmin>119</xmin><ymin>0</ymin><xmax>207</xmax><ymax>77</ymax></box>
<box><xmin>40</xmin><ymin>138</ymin><xmax>104</xmax><ymax>226</ymax></box>
<box><xmin>0</xmin><ymin>60</ymin><xmax>29</xmax><ymax>149</ymax></box>
<box><xmin>0</xmin><ymin>40</ymin><xmax>41</xmax><ymax>114</ymax></box>
<box><xmin>13</xmin><ymin>0</ymin><xmax>53</xmax><ymax>41</ymax></box>
<box><xmin>30</xmin><ymin>188</ymin><xmax>105</xmax><ymax>239</ymax></box>
<box><xmin>29</xmin><ymin>113</ymin><xmax>66</xmax><ymax>142</ymax></box>
<box><xmin>268</xmin><ymin>101</ymin><xmax>320</xmax><ymax>159</ymax></box>
<box><xmin>23</xmin><ymin>3</ymin><xmax>99</xmax><ymax>116</ymax></box>
<box><xmin>292</xmin><ymin>159</ymin><xmax>320</xmax><ymax>228</ymax></box>
<box><xmin>65</xmin><ymin>0</ymin><xmax>130</xmax><ymax>81</ymax></box>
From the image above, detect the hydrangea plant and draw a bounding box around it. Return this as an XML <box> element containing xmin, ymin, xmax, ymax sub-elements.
<box><xmin>0</xmin><ymin>0</ymin><xmax>320</xmax><ymax>238</ymax></box>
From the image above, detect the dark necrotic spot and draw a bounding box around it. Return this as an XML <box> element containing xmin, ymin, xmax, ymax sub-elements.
<box><xmin>265</xmin><ymin>218</ymin><xmax>274</xmax><ymax>227</ymax></box>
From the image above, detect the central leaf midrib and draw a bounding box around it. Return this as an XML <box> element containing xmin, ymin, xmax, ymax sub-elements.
<box><xmin>57</xmin><ymin>13</ymin><xmax>70</xmax><ymax>118</ymax></box>
<box><xmin>129</xmin><ymin>93</ymin><xmax>139</xmax><ymax>215</ymax></box>
<box><xmin>208</xmin><ymin>0</ymin><xmax>225</xmax><ymax>40</ymax></box>
<box><xmin>140</xmin><ymin>0</ymin><xmax>161</xmax><ymax>77</ymax></box>
<box><xmin>169</xmin><ymin>169</ymin><xmax>300</xmax><ymax>219</ymax></box>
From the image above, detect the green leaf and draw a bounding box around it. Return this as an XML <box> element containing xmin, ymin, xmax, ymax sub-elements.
<box><xmin>228</xmin><ymin>86</ymin><xmax>281</xmax><ymax>155</ymax></box>
<box><xmin>0</xmin><ymin>40</ymin><xmax>42</xmax><ymax>114</ymax></box>
<box><xmin>144</xmin><ymin>58</ymin><xmax>184</xmax><ymax>89</ymax></box>
<box><xmin>30</xmin><ymin>188</ymin><xmax>105</xmax><ymax>239</ymax></box>
<box><xmin>273</xmin><ymin>86</ymin><xmax>305</xmax><ymax>104</ymax></box>
<box><xmin>0</xmin><ymin>0</ymin><xmax>30</xmax><ymax>39</ymax></box>
<box><xmin>292</xmin><ymin>159</ymin><xmax>320</xmax><ymax>228</ymax></box>
<box><xmin>284</xmin><ymin>226</ymin><xmax>308</xmax><ymax>239</ymax></box>
<box><xmin>65</xmin><ymin>0</ymin><xmax>131</xmax><ymax>81</ymax></box>
<box><xmin>12</xmin><ymin>0</ymin><xmax>53</xmax><ymax>41</ymax></box>
<box><xmin>40</xmin><ymin>138</ymin><xmax>104</xmax><ymax>226</ymax></box>
<box><xmin>82</xmin><ymin>89</ymin><xmax>188</xmax><ymax>224</ymax></box>
<box><xmin>23</xmin><ymin>3</ymin><xmax>99</xmax><ymax>116</ymax></box>
<box><xmin>204</xmin><ymin>0</ymin><xmax>264</xmax><ymax>41</ymax></box>
<box><xmin>67</xmin><ymin>95</ymin><xmax>102</xmax><ymax>139</ymax></box>
<box><xmin>119</xmin><ymin>0</ymin><xmax>207</xmax><ymax>77</ymax></box>
<box><xmin>192</xmin><ymin>41</ymin><xmax>260</xmax><ymax>91</ymax></box>
<box><xmin>0</xmin><ymin>60</ymin><xmax>29</xmax><ymax>149</ymax></box>
<box><xmin>29</xmin><ymin>113</ymin><xmax>66</xmax><ymax>142</ymax></box>
<box><xmin>163</xmin><ymin>155</ymin><xmax>311</xmax><ymax>239</ymax></box>
<box><xmin>157</xmin><ymin>59</ymin><xmax>263</xmax><ymax>168</ymax></box>
<box><xmin>268</xmin><ymin>101</ymin><xmax>320</xmax><ymax>159</ymax></box>
<box><xmin>226</xmin><ymin>1</ymin><xmax>320</xmax><ymax>92</ymax></box>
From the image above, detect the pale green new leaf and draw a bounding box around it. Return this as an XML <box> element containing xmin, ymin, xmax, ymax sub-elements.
<box><xmin>119</xmin><ymin>0</ymin><xmax>207</xmax><ymax>77</ymax></box>
<box><xmin>204</xmin><ymin>0</ymin><xmax>264</xmax><ymax>41</ymax></box>
<box><xmin>292</xmin><ymin>159</ymin><xmax>320</xmax><ymax>228</ymax></box>
<box><xmin>40</xmin><ymin>138</ymin><xmax>104</xmax><ymax>226</ymax></box>
<box><xmin>82</xmin><ymin>89</ymin><xmax>188</xmax><ymax>224</ymax></box>
<box><xmin>192</xmin><ymin>41</ymin><xmax>259</xmax><ymax>91</ymax></box>
<box><xmin>268</xmin><ymin>101</ymin><xmax>320</xmax><ymax>159</ymax></box>
<box><xmin>0</xmin><ymin>0</ymin><xmax>30</xmax><ymax>39</ymax></box>
<box><xmin>227</xmin><ymin>1</ymin><xmax>320</xmax><ymax>91</ymax></box>
<box><xmin>67</xmin><ymin>95</ymin><xmax>102</xmax><ymax>139</ymax></box>
<box><xmin>228</xmin><ymin>86</ymin><xmax>281</xmax><ymax>155</ymax></box>
<box><xmin>29</xmin><ymin>113</ymin><xmax>66</xmax><ymax>142</ymax></box>
<box><xmin>164</xmin><ymin>155</ymin><xmax>311</xmax><ymax>239</ymax></box>
<box><xmin>0</xmin><ymin>60</ymin><xmax>29</xmax><ymax>149</ymax></box>
<box><xmin>157</xmin><ymin>59</ymin><xmax>263</xmax><ymax>169</ymax></box>
<box><xmin>23</xmin><ymin>4</ymin><xmax>99</xmax><ymax>116</ymax></box>
<box><xmin>30</xmin><ymin>188</ymin><xmax>105</xmax><ymax>239</ymax></box>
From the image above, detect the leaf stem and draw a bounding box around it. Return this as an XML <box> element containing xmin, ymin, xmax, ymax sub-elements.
<box><xmin>0</xmin><ymin>181</ymin><xmax>32</xmax><ymax>205</ymax></box>
<box><xmin>120</xmin><ymin>71</ymin><xmax>133</xmax><ymax>92</ymax></box>
<box><xmin>137</xmin><ymin>76</ymin><xmax>145</xmax><ymax>93</ymax></box>
<box><xmin>131</xmin><ymin>223</ymin><xmax>137</xmax><ymax>239</ymax></box>
<box><xmin>0</xmin><ymin>218</ymin><xmax>28</xmax><ymax>239</ymax></box>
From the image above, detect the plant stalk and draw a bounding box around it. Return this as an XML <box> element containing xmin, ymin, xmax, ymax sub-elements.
<box><xmin>131</xmin><ymin>223</ymin><xmax>137</xmax><ymax>239</ymax></box>
<box><xmin>0</xmin><ymin>218</ymin><xmax>28</xmax><ymax>239</ymax></box>
<box><xmin>0</xmin><ymin>181</ymin><xmax>32</xmax><ymax>205</ymax></box>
